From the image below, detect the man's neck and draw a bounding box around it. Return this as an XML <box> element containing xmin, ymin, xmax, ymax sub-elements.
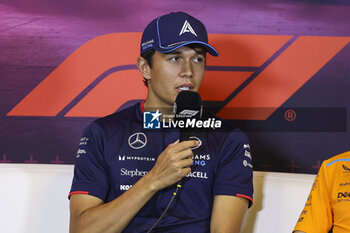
<box><xmin>143</xmin><ymin>99</ymin><xmax>174</xmax><ymax>121</ymax></box>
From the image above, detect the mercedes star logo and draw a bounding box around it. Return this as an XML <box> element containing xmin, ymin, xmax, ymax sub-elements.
<box><xmin>128</xmin><ymin>132</ymin><xmax>147</xmax><ymax>149</ymax></box>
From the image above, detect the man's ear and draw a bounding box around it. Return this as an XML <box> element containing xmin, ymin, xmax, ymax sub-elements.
<box><xmin>137</xmin><ymin>57</ymin><xmax>151</xmax><ymax>81</ymax></box>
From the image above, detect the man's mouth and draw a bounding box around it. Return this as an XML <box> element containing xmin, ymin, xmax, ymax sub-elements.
<box><xmin>178</xmin><ymin>86</ymin><xmax>191</xmax><ymax>91</ymax></box>
<box><xmin>176</xmin><ymin>85</ymin><xmax>193</xmax><ymax>91</ymax></box>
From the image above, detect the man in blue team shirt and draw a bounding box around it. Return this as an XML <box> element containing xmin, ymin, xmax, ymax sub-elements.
<box><xmin>69</xmin><ymin>11</ymin><xmax>253</xmax><ymax>233</ymax></box>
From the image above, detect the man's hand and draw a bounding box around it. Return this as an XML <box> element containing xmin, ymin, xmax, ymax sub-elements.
<box><xmin>146</xmin><ymin>140</ymin><xmax>198</xmax><ymax>191</ymax></box>
<box><xmin>69</xmin><ymin>139</ymin><xmax>198</xmax><ymax>233</ymax></box>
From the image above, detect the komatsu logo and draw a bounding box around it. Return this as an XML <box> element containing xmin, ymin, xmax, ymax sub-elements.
<box><xmin>120</xmin><ymin>185</ymin><xmax>132</xmax><ymax>191</ymax></box>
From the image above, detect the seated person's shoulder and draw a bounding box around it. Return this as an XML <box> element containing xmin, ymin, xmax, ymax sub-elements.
<box><xmin>327</xmin><ymin>151</ymin><xmax>350</xmax><ymax>162</ymax></box>
<box><xmin>323</xmin><ymin>151</ymin><xmax>350</xmax><ymax>168</ymax></box>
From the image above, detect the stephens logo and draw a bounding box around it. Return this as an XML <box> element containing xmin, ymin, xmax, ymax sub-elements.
<box><xmin>120</xmin><ymin>168</ymin><xmax>148</xmax><ymax>177</ymax></box>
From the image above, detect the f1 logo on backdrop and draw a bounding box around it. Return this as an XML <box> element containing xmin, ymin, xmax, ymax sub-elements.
<box><xmin>7</xmin><ymin>33</ymin><xmax>350</xmax><ymax>120</ymax></box>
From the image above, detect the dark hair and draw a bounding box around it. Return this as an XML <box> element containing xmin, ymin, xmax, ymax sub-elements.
<box><xmin>140</xmin><ymin>44</ymin><xmax>207</xmax><ymax>86</ymax></box>
<box><xmin>141</xmin><ymin>50</ymin><xmax>155</xmax><ymax>86</ymax></box>
<box><xmin>188</xmin><ymin>44</ymin><xmax>207</xmax><ymax>57</ymax></box>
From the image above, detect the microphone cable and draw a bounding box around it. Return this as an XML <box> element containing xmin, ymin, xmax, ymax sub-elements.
<box><xmin>146</xmin><ymin>182</ymin><xmax>182</xmax><ymax>233</ymax></box>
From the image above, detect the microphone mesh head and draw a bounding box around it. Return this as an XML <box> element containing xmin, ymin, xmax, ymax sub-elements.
<box><xmin>174</xmin><ymin>91</ymin><xmax>202</xmax><ymax>120</ymax></box>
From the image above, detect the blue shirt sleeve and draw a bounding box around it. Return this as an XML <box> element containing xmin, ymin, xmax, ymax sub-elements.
<box><xmin>69</xmin><ymin>121</ymin><xmax>109</xmax><ymax>201</ymax></box>
<box><xmin>213</xmin><ymin>130</ymin><xmax>254</xmax><ymax>207</ymax></box>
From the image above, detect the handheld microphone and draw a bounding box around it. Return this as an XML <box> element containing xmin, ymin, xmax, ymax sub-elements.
<box><xmin>173</xmin><ymin>90</ymin><xmax>202</xmax><ymax>142</ymax></box>
<box><xmin>147</xmin><ymin>91</ymin><xmax>203</xmax><ymax>233</ymax></box>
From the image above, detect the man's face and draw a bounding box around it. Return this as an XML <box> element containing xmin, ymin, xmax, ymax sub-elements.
<box><xmin>146</xmin><ymin>46</ymin><xmax>206</xmax><ymax>108</ymax></box>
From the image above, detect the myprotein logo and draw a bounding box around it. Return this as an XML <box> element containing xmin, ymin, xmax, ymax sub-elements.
<box><xmin>118</xmin><ymin>155</ymin><xmax>155</xmax><ymax>162</ymax></box>
<box><xmin>6</xmin><ymin>33</ymin><xmax>350</xmax><ymax>119</ymax></box>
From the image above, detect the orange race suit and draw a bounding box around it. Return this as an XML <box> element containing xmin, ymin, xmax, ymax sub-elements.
<box><xmin>293</xmin><ymin>151</ymin><xmax>350</xmax><ymax>233</ymax></box>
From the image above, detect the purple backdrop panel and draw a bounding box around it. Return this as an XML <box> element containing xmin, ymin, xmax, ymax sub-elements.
<box><xmin>0</xmin><ymin>0</ymin><xmax>349</xmax><ymax>173</ymax></box>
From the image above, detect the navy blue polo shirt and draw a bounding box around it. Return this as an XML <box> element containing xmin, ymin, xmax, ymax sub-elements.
<box><xmin>69</xmin><ymin>102</ymin><xmax>253</xmax><ymax>233</ymax></box>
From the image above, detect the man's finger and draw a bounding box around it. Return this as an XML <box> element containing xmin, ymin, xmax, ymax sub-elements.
<box><xmin>176</xmin><ymin>148</ymin><xmax>195</xmax><ymax>160</ymax></box>
<box><xmin>176</xmin><ymin>157</ymin><xmax>193</xmax><ymax>168</ymax></box>
<box><xmin>170</xmin><ymin>140</ymin><xmax>198</xmax><ymax>153</ymax></box>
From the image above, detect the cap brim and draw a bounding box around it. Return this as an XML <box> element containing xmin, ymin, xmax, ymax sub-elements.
<box><xmin>157</xmin><ymin>41</ymin><xmax>219</xmax><ymax>56</ymax></box>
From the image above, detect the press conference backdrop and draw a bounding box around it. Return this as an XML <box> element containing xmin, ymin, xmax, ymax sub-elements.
<box><xmin>0</xmin><ymin>0</ymin><xmax>349</xmax><ymax>174</ymax></box>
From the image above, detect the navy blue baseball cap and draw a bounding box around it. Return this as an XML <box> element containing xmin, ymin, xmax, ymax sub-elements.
<box><xmin>140</xmin><ymin>11</ymin><xmax>219</xmax><ymax>56</ymax></box>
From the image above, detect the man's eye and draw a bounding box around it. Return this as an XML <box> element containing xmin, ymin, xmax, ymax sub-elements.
<box><xmin>169</xmin><ymin>56</ymin><xmax>180</xmax><ymax>62</ymax></box>
<box><xmin>194</xmin><ymin>57</ymin><xmax>204</xmax><ymax>63</ymax></box>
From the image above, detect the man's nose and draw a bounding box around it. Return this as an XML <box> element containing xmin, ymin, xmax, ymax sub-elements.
<box><xmin>180</xmin><ymin>60</ymin><xmax>193</xmax><ymax>78</ymax></box>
